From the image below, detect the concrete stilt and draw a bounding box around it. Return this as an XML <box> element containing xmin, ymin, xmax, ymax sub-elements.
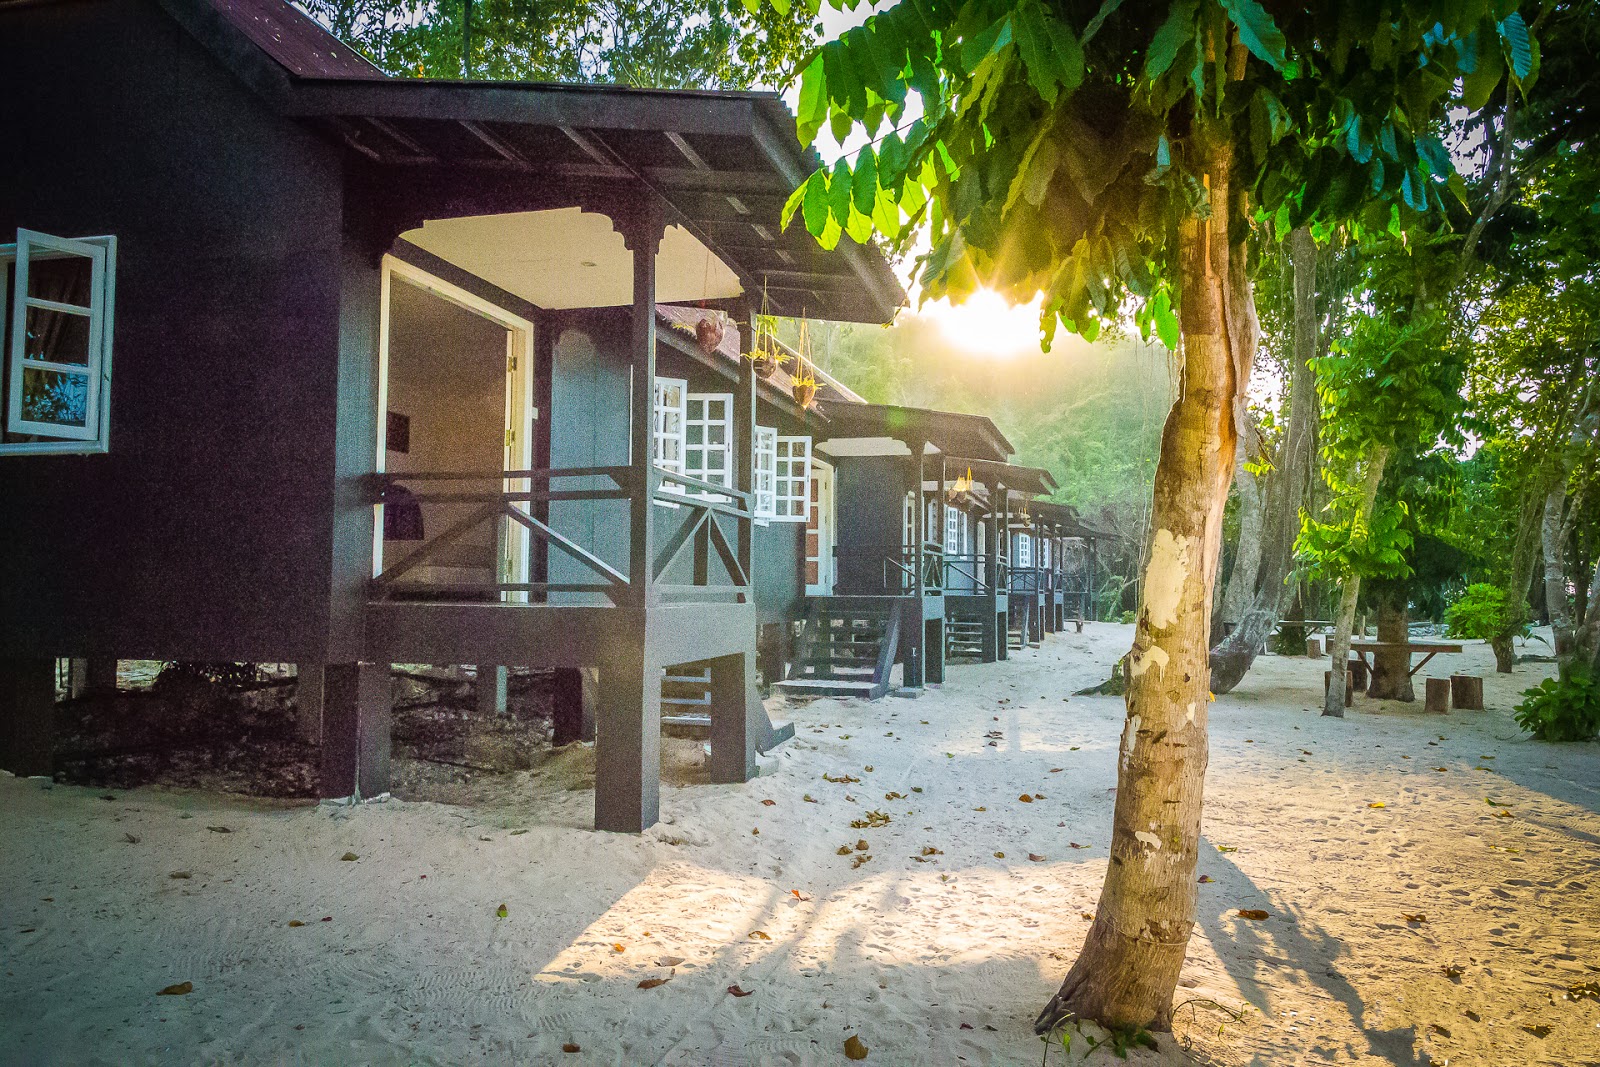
<box><xmin>594</xmin><ymin>653</ymin><xmax>660</xmax><ymax>833</ymax></box>
<box><xmin>476</xmin><ymin>664</ymin><xmax>508</xmax><ymax>717</ymax></box>
<box><xmin>0</xmin><ymin>657</ymin><xmax>55</xmax><ymax>777</ymax></box>
<box><xmin>706</xmin><ymin>651</ymin><xmax>758</xmax><ymax>785</ymax></box>
<box><xmin>319</xmin><ymin>663</ymin><xmax>391</xmax><ymax>801</ymax></box>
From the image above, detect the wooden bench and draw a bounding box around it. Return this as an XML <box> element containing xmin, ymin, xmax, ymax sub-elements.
<box><xmin>1347</xmin><ymin>640</ymin><xmax>1463</xmax><ymax>678</ymax></box>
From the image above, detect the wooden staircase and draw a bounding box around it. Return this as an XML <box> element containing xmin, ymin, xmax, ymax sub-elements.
<box><xmin>659</xmin><ymin>667</ymin><xmax>795</xmax><ymax>751</ymax></box>
<box><xmin>945</xmin><ymin>609</ymin><xmax>988</xmax><ymax>659</ymax></box>
<box><xmin>774</xmin><ymin>599</ymin><xmax>902</xmax><ymax>700</ymax></box>
<box><xmin>1007</xmin><ymin>604</ymin><xmax>1031</xmax><ymax>651</ymax></box>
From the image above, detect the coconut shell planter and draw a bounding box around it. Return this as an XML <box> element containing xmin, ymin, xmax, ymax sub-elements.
<box><xmin>695</xmin><ymin>314</ymin><xmax>725</xmax><ymax>354</ymax></box>
<box><xmin>792</xmin><ymin>378</ymin><xmax>818</xmax><ymax>408</ymax></box>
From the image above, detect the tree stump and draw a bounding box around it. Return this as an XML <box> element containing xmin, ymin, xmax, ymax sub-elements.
<box><xmin>1324</xmin><ymin>670</ymin><xmax>1353</xmax><ymax>707</ymax></box>
<box><xmin>1425</xmin><ymin>677</ymin><xmax>1451</xmax><ymax>714</ymax></box>
<box><xmin>1347</xmin><ymin>657</ymin><xmax>1369</xmax><ymax>692</ymax></box>
<box><xmin>1451</xmin><ymin>674</ymin><xmax>1484</xmax><ymax>711</ymax></box>
<box><xmin>1306</xmin><ymin>636</ymin><xmax>1323</xmax><ymax>658</ymax></box>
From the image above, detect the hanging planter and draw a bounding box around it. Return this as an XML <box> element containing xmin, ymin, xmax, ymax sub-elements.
<box><xmin>790</xmin><ymin>316</ymin><xmax>818</xmax><ymax>409</ymax></box>
<box><xmin>742</xmin><ymin>281</ymin><xmax>788</xmax><ymax>380</ymax></box>
<box><xmin>695</xmin><ymin>312</ymin><xmax>726</xmax><ymax>354</ymax></box>
<box><xmin>791</xmin><ymin>375</ymin><xmax>818</xmax><ymax>408</ymax></box>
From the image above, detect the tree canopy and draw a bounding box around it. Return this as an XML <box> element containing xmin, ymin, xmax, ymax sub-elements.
<box><xmin>304</xmin><ymin>0</ymin><xmax>820</xmax><ymax>87</ymax></box>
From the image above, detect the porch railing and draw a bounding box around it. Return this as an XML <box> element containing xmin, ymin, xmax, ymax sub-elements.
<box><xmin>369</xmin><ymin>466</ymin><xmax>752</xmax><ymax>607</ymax></box>
<box><xmin>1009</xmin><ymin>566</ymin><xmax>1047</xmax><ymax>597</ymax></box>
<box><xmin>940</xmin><ymin>553</ymin><xmax>1009</xmax><ymax>596</ymax></box>
<box><xmin>834</xmin><ymin>544</ymin><xmax>945</xmax><ymax>597</ymax></box>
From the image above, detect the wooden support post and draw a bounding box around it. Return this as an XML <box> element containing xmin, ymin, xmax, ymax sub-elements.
<box><xmin>902</xmin><ymin>440</ymin><xmax>927</xmax><ymax>689</ymax></box>
<box><xmin>551</xmin><ymin>666</ymin><xmax>596</xmax><ymax>745</ymax></box>
<box><xmin>1451</xmin><ymin>674</ymin><xmax>1484</xmax><ymax>711</ymax></box>
<box><xmin>294</xmin><ymin>663</ymin><xmax>325</xmax><ymax>743</ymax></box>
<box><xmin>706</xmin><ymin>651</ymin><xmax>757</xmax><ymax>784</ymax></box>
<box><xmin>734</xmin><ymin>305</ymin><xmax>755</xmax><ymax>584</ymax></box>
<box><xmin>1324</xmin><ymin>670</ymin><xmax>1353</xmax><ymax>707</ymax></box>
<box><xmin>924</xmin><ymin>617</ymin><xmax>945</xmax><ymax>684</ymax></box>
<box><xmin>594</xmin><ymin>652</ymin><xmax>659</xmax><ymax>833</ymax></box>
<box><xmin>0</xmin><ymin>657</ymin><xmax>55</xmax><ymax>777</ymax></box>
<box><xmin>1425</xmin><ymin>677</ymin><xmax>1451</xmax><ymax>714</ymax></box>
<box><xmin>622</xmin><ymin>197</ymin><xmax>663</xmax><ymax>606</ymax></box>
<box><xmin>319</xmin><ymin>663</ymin><xmax>391</xmax><ymax>800</ymax></box>
<box><xmin>476</xmin><ymin>664</ymin><xmax>508</xmax><ymax>717</ymax></box>
<box><xmin>1306</xmin><ymin>636</ymin><xmax>1323</xmax><ymax>658</ymax></box>
<box><xmin>68</xmin><ymin>658</ymin><xmax>118</xmax><ymax>698</ymax></box>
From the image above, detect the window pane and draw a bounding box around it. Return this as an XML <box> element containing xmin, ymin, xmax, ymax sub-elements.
<box><xmin>23</xmin><ymin>305</ymin><xmax>92</xmax><ymax>366</ymax></box>
<box><xmin>20</xmin><ymin>367</ymin><xmax>90</xmax><ymax>427</ymax></box>
<box><xmin>27</xmin><ymin>254</ymin><xmax>92</xmax><ymax>307</ymax></box>
<box><xmin>687</xmin><ymin>424</ymin><xmax>704</xmax><ymax>445</ymax></box>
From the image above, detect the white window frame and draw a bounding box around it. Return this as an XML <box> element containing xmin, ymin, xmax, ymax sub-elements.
<box><xmin>753</xmin><ymin>424</ymin><xmax>778</xmax><ymax>520</ymax></box>
<box><xmin>683</xmin><ymin>391</ymin><xmax>734</xmax><ymax>497</ymax></box>
<box><xmin>2</xmin><ymin>230</ymin><xmax>117</xmax><ymax>455</ymax></box>
<box><xmin>1017</xmin><ymin>531</ymin><xmax>1033</xmax><ymax>569</ymax></box>
<box><xmin>945</xmin><ymin>505</ymin><xmax>962</xmax><ymax>554</ymax></box>
<box><xmin>652</xmin><ymin>376</ymin><xmax>688</xmax><ymax>476</ymax></box>
<box><xmin>773</xmin><ymin>434</ymin><xmax>810</xmax><ymax>521</ymax></box>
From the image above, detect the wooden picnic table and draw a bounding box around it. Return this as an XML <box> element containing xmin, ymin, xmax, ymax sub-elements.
<box><xmin>1348</xmin><ymin>640</ymin><xmax>1463</xmax><ymax>677</ymax></box>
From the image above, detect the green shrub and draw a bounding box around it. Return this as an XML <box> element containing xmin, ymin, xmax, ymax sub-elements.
<box><xmin>1444</xmin><ymin>584</ymin><xmax>1524</xmax><ymax>642</ymax></box>
<box><xmin>1514</xmin><ymin>666</ymin><xmax>1600</xmax><ymax>742</ymax></box>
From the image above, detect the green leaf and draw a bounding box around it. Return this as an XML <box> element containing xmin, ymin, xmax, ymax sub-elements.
<box><xmin>829</xmin><ymin>159</ymin><xmax>854</xmax><ymax>226</ymax></box>
<box><xmin>1151</xmin><ymin>289</ymin><xmax>1179</xmax><ymax>351</ymax></box>
<box><xmin>770</xmin><ymin>0</ymin><xmax>791</xmax><ymax>14</ymax></box>
<box><xmin>796</xmin><ymin>57</ymin><xmax>827</xmax><ymax>145</ymax></box>
<box><xmin>780</xmin><ymin>181</ymin><xmax>807</xmax><ymax>232</ymax></box>
<box><xmin>1222</xmin><ymin>0</ymin><xmax>1289</xmax><ymax>72</ymax></box>
<box><xmin>1144</xmin><ymin>0</ymin><xmax>1196</xmax><ymax>79</ymax></box>
<box><xmin>1462</xmin><ymin>36</ymin><xmax>1503</xmax><ymax>110</ymax></box>
<box><xmin>802</xmin><ymin>171</ymin><xmax>830</xmax><ymax>237</ymax></box>
<box><xmin>960</xmin><ymin>14</ymin><xmax>1014</xmax><ymax>74</ymax></box>
<box><xmin>1082</xmin><ymin>0</ymin><xmax>1123</xmax><ymax>43</ymax></box>
<box><xmin>1500</xmin><ymin>12</ymin><xmax>1532</xmax><ymax>81</ymax></box>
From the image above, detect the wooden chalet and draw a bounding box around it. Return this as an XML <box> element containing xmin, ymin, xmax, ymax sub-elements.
<box><xmin>0</xmin><ymin>0</ymin><xmax>903</xmax><ymax>832</ymax></box>
<box><xmin>774</xmin><ymin>403</ymin><xmax>1013</xmax><ymax>699</ymax></box>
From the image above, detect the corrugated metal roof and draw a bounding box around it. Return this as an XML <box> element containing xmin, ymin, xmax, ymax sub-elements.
<box><xmin>656</xmin><ymin>305</ymin><xmax>864</xmax><ymax>408</ymax></box>
<box><xmin>210</xmin><ymin>0</ymin><xmax>385</xmax><ymax>79</ymax></box>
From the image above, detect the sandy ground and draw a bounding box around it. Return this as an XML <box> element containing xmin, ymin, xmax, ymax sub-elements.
<box><xmin>2</xmin><ymin>625</ymin><xmax>1598</xmax><ymax>1067</ymax></box>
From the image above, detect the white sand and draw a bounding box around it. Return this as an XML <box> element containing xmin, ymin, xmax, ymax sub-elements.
<box><xmin>3</xmin><ymin>626</ymin><xmax>1598</xmax><ymax>1066</ymax></box>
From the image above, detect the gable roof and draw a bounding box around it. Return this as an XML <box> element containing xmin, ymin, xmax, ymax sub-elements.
<box><xmin>150</xmin><ymin>0</ymin><xmax>904</xmax><ymax>324</ymax></box>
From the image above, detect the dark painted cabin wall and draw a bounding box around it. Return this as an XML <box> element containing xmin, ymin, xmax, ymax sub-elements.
<box><xmin>831</xmin><ymin>455</ymin><xmax>911</xmax><ymax>596</ymax></box>
<box><xmin>546</xmin><ymin>311</ymin><xmax>632</xmax><ymax>606</ymax></box>
<box><xmin>0</xmin><ymin>0</ymin><xmax>346</xmax><ymax>662</ymax></box>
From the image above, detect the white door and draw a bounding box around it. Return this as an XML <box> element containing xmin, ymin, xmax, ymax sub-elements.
<box><xmin>807</xmin><ymin>459</ymin><xmax>836</xmax><ymax>595</ymax></box>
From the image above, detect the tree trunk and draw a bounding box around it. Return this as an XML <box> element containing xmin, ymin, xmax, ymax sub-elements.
<box><xmin>1490</xmin><ymin>635</ymin><xmax>1516</xmax><ymax>673</ymax></box>
<box><xmin>1208</xmin><ymin>225</ymin><xmax>1319</xmax><ymax>693</ymax></box>
<box><xmin>1216</xmin><ymin>439</ymin><xmax>1264</xmax><ymax>634</ymax></box>
<box><xmin>1037</xmin><ymin>130</ymin><xmax>1251</xmax><ymax>1035</ymax></box>
<box><xmin>1323</xmin><ymin>446</ymin><xmax>1389</xmax><ymax>717</ymax></box>
<box><xmin>1543</xmin><ymin>486</ymin><xmax>1577</xmax><ymax>660</ymax></box>
<box><xmin>1367</xmin><ymin>594</ymin><xmax>1413</xmax><ymax>701</ymax></box>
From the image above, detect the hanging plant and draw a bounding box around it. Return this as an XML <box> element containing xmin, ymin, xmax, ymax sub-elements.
<box><xmin>791</xmin><ymin>374</ymin><xmax>818</xmax><ymax>408</ymax></box>
<box><xmin>742</xmin><ymin>282</ymin><xmax>788</xmax><ymax>379</ymax></box>
<box><xmin>791</xmin><ymin>316</ymin><xmax>818</xmax><ymax>408</ymax></box>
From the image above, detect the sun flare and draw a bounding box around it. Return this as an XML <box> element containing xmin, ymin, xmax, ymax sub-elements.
<box><xmin>922</xmin><ymin>289</ymin><xmax>1043</xmax><ymax>357</ymax></box>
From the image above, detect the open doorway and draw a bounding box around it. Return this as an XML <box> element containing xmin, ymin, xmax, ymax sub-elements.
<box><xmin>374</xmin><ymin>256</ymin><xmax>536</xmax><ymax>599</ymax></box>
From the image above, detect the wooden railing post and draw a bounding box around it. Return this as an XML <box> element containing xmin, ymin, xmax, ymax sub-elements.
<box><xmin>734</xmin><ymin>304</ymin><xmax>756</xmax><ymax>584</ymax></box>
<box><xmin>910</xmin><ymin>439</ymin><xmax>927</xmax><ymax>600</ymax></box>
<box><xmin>620</xmin><ymin>197</ymin><xmax>664</xmax><ymax>607</ymax></box>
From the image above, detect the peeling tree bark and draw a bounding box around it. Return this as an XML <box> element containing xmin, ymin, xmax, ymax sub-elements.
<box><xmin>1323</xmin><ymin>446</ymin><xmax>1389</xmax><ymax>718</ymax></box>
<box><xmin>1037</xmin><ymin>128</ymin><xmax>1252</xmax><ymax>1035</ymax></box>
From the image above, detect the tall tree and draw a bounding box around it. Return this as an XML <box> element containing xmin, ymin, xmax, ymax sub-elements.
<box><xmin>788</xmin><ymin>0</ymin><xmax>1522</xmax><ymax>1032</ymax></box>
<box><xmin>305</xmin><ymin>0</ymin><xmax>820</xmax><ymax>88</ymax></box>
